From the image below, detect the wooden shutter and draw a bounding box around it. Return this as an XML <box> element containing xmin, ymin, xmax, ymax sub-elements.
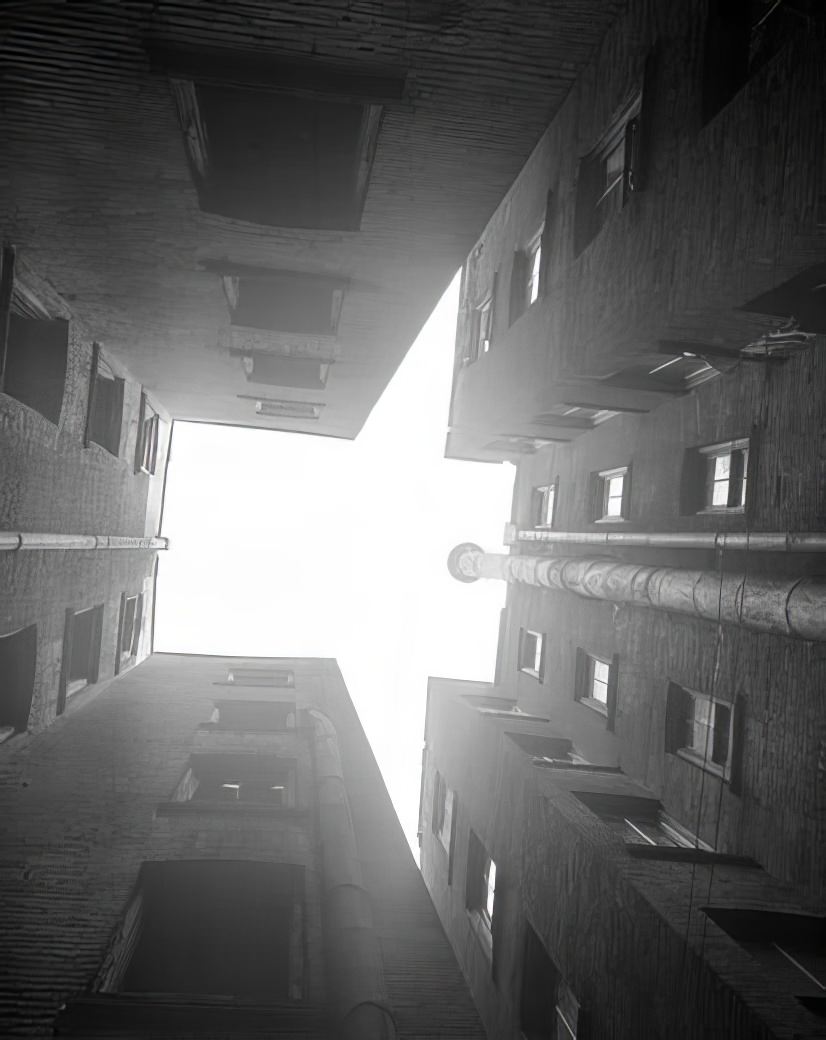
<box><xmin>665</xmin><ymin>683</ymin><xmax>691</xmax><ymax>753</ymax></box>
<box><xmin>621</xmin><ymin>464</ymin><xmax>633</xmax><ymax>519</ymax></box>
<box><xmin>539</xmin><ymin>190</ymin><xmax>554</xmax><ymax>294</ymax></box>
<box><xmin>728</xmin><ymin>694</ymin><xmax>746</xmax><ymax>795</ymax></box>
<box><xmin>57</xmin><ymin>608</ymin><xmax>75</xmax><ymax>716</ymax></box>
<box><xmin>83</xmin><ymin>343</ymin><xmax>101</xmax><ymax>448</ymax></box>
<box><xmin>134</xmin><ymin>392</ymin><xmax>147</xmax><ymax>473</ymax></box>
<box><xmin>131</xmin><ymin>594</ymin><xmax>144</xmax><ymax>656</ymax></box>
<box><xmin>509</xmin><ymin>250</ymin><xmax>527</xmax><ymax>327</ymax></box>
<box><xmin>588</xmin><ymin>471</ymin><xmax>603</xmax><ymax>522</ymax></box>
<box><xmin>680</xmin><ymin>448</ymin><xmax>705</xmax><ymax>514</ymax></box>
<box><xmin>606</xmin><ymin>653</ymin><xmax>620</xmax><ymax>732</ymax></box>
<box><xmin>114</xmin><ymin>594</ymin><xmax>127</xmax><ymax>676</ymax></box>
<box><xmin>88</xmin><ymin>606</ymin><xmax>103</xmax><ymax>684</ymax></box>
<box><xmin>627</xmin><ymin>48</ymin><xmax>658</xmax><ymax>195</ymax></box>
<box><xmin>488</xmin><ymin>268</ymin><xmax>499</xmax><ymax>349</ymax></box>
<box><xmin>573</xmin><ymin>153</ymin><xmax>602</xmax><ymax>257</ymax></box>
<box><xmin>744</xmin><ymin>428</ymin><xmax>759</xmax><ymax>523</ymax></box>
<box><xmin>573</xmin><ymin>647</ymin><xmax>587</xmax><ymax>701</ymax></box>
<box><xmin>447</xmin><ymin>791</ymin><xmax>458</xmax><ymax>886</ymax></box>
<box><xmin>701</xmin><ymin>2</ymin><xmax>750</xmax><ymax>125</ymax></box>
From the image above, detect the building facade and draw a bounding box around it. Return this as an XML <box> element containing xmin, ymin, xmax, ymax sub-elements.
<box><xmin>0</xmin><ymin>653</ymin><xmax>486</xmax><ymax>1039</ymax></box>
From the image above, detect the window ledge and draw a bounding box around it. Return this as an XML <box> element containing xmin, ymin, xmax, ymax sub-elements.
<box><xmin>696</xmin><ymin>506</ymin><xmax>745</xmax><ymax>516</ymax></box>
<box><xmin>156</xmin><ymin>802</ymin><xmax>306</xmax><ymax>817</ymax></box>
<box><xmin>671</xmin><ymin>749</ymin><xmax>730</xmax><ymax>783</ymax></box>
<box><xmin>518</xmin><ymin>668</ymin><xmax>544</xmax><ymax>682</ymax></box>
<box><xmin>577</xmin><ymin>696</ymin><xmax>609</xmax><ymax>717</ymax></box>
<box><xmin>626</xmin><ymin>845</ymin><xmax>759</xmax><ymax>867</ymax></box>
<box><xmin>593</xmin><ymin>516</ymin><xmax>629</xmax><ymax>525</ymax></box>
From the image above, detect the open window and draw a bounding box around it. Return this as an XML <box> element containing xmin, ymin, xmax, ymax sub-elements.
<box><xmin>85</xmin><ymin>346</ymin><xmax>125</xmax><ymax>456</ymax></box>
<box><xmin>152</xmin><ymin>43</ymin><xmax>406</xmax><ymax>230</ymax></box>
<box><xmin>574</xmin><ymin>649</ymin><xmax>618</xmax><ymax>728</ymax></box>
<box><xmin>220</xmin><ymin>667</ymin><xmax>294</xmax><ymax>688</ymax></box>
<box><xmin>237</xmin><ymin>351</ymin><xmax>331</xmax><ymax>391</ymax></box>
<box><xmin>431</xmin><ymin>770</ymin><xmax>457</xmax><ymax>858</ymax></box>
<box><xmin>702</xmin><ymin>1</ymin><xmax>802</xmax><ymax>125</ymax></box>
<box><xmin>574</xmin><ymin>89</ymin><xmax>643</xmax><ymax>256</ymax></box>
<box><xmin>506</xmin><ymin>732</ymin><xmax>577</xmax><ymax>764</ymax></box>
<box><xmin>210</xmin><ymin>700</ymin><xmax>296</xmax><ymax>731</ymax></box>
<box><xmin>520</xmin><ymin>922</ymin><xmax>580</xmax><ymax>1039</ymax></box>
<box><xmin>0</xmin><ymin>248</ymin><xmax>68</xmax><ymax>424</ymax></box>
<box><xmin>220</xmin><ymin>268</ymin><xmax>347</xmax><ymax>336</ymax></box>
<box><xmin>665</xmin><ymin>683</ymin><xmax>736</xmax><ymax>781</ymax></box>
<box><xmin>681</xmin><ymin>438</ymin><xmax>749</xmax><ymax>514</ymax></box>
<box><xmin>704</xmin><ymin>909</ymin><xmax>826</xmax><ymax>1014</ymax></box>
<box><xmin>93</xmin><ymin>860</ymin><xmax>304</xmax><ymax>1001</ymax></box>
<box><xmin>573</xmin><ymin>791</ymin><xmax>711</xmax><ymax>850</ymax></box>
<box><xmin>603</xmin><ymin>353</ymin><xmax>715</xmax><ymax>395</ymax></box>
<box><xmin>518</xmin><ymin>629</ymin><xmax>546</xmax><ymax>681</ymax></box>
<box><xmin>0</xmin><ymin>625</ymin><xmax>37</xmax><ymax>741</ymax></box>
<box><xmin>170</xmin><ymin>752</ymin><xmax>296</xmax><ymax>809</ymax></box>
<box><xmin>532</xmin><ymin>483</ymin><xmax>558</xmax><ymax>528</ymax></box>
<box><xmin>466</xmin><ymin>830</ymin><xmax>497</xmax><ymax>935</ymax></box>
<box><xmin>58</xmin><ymin>605</ymin><xmax>104</xmax><ymax>713</ymax></box>
<box><xmin>509</xmin><ymin>228</ymin><xmax>543</xmax><ymax>326</ymax></box>
<box><xmin>591</xmin><ymin>465</ymin><xmax>631</xmax><ymax>522</ymax></box>
<box><xmin>115</xmin><ymin>593</ymin><xmax>143</xmax><ymax>675</ymax></box>
<box><xmin>134</xmin><ymin>393</ymin><xmax>159</xmax><ymax>475</ymax></box>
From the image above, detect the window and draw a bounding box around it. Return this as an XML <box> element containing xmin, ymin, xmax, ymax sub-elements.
<box><xmin>58</xmin><ymin>605</ymin><xmax>104</xmax><ymax>713</ymax></box>
<box><xmin>0</xmin><ymin>625</ymin><xmax>37</xmax><ymax>741</ymax></box>
<box><xmin>603</xmin><ymin>353</ymin><xmax>715</xmax><ymax>394</ymax></box>
<box><xmin>520</xmin><ymin>923</ymin><xmax>580</xmax><ymax>1039</ymax></box>
<box><xmin>0</xmin><ymin>249</ymin><xmax>69</xmax><ymax>424</ymax></box>
<box><xmin>740</xmin><ymin>262</ymin><xmax>826</xmax><ymax>336</ymax></box>
<box><xmin>592</xmin><ymin>465</ymin><xmax>630</xmax><ymax>521</ymax></box>
<box><xmin>85</xmin><ymin>346</ymin><xmax>125</xmax><ymax>456</ymax></box>
<box><xmin>466</xmin><ymin>830</ymin><xmax>497</xmax><ymax>930</ymax></box>
<box><xmin>574</xmin><ymin>90</ymin><xmax>642</xmax><ymax>256</ymax></box>
<box><xmin>241</xmin><ymin>396</ymin><xmax>324</xmax><ymax>420</ymax></box>
<box><xmin>237</xmin><ymin>351</ymin><xmax>331</xmax><ymax>390</ymax></box>
<box><xmin>535</xmin><ymin>404</ymin><xmax>618</xmax><ymax>430</ymax></box>
<box><xmin>665</xmin><ymin>683</ymin><xmax>734</xmax><ymax>780</ymax></box>
<box><xmin>518</xmin><ymin>629</ymin><xmax>546</xmax><ymax>681</ymax></box>
<box><xmin>221</xmin><ymin>667</ymin><xmax>294</xmax><ymax>688</ymax></box>
<box><xmin>704</xmin><ymin>909</ymin><xmax>826</xmax><ymax>1014</ymax></box>
<box><xmin>153</xmin><ymin>41</ymin><xmax>406</xmax><ymax>229</ymax></box>
<box><xmin>573</xmin><ymin>792</ymin><xmax>711</xmax><ymax>850</ymax></box>
<box><xmin>431</xmin><ymin>771</ymin><xmax>456</xmax><ymax>856</ymax></box>
<box><xmin>220</xmin><ymin>268</ymin><xmax>347</xmax><ymax>336</ymax></box>
<box><xmin>509</xmin><ymin>228</ymin><xmax>543</xmax><ymax>326</ymax></box>
<box><xmin>702</xmin><ymin>2</ymin><xmax>800</xmax><ymax>125</ymax></box>
<box><xmin>170</xmin><ymin>752</ymin><xmax>296</xmax><ymax>809</ymax></box>
<box><xmin>532</xmin><ymin>483</ymin><xmax>557</xmax><ymax>528</ymax></box>
<box><xmin>681</xmin><ymin>439</ymin><xmax>750</xmax><ymax>514</ymax></box>
<box><xmin>135</xmin><ymin>393</ymin><xmax>159</xmax><ymax>474</ymax></box>
<box><xmin>210</xmin><ymin>700</ymin><xmax>296</xmax><ymax>731</ymax></box>
<box><xmin>115</xmin><ymin>593</ymin><xmax>143</xmax><ymax>674</ymax></box>
<box><xmin>468</xmin><ymin>294</ymin><xmax>494</xmax><ymax>362</ymax></box>
<box><xmin>574</xmin><ymin>649</ymin><xmax>618</xmax><ymax>729</ymax></box>
<box><xmin>506</xmin><ymin>732</ymin><xmax>575</xmax><ymax>761</ymax></box>
<box><xmin>92</xmin><ymin>860</ymin><xmax>304</xmax><ymax>1001</ymax></box>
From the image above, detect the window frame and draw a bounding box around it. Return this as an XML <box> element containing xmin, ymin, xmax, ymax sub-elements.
<box><xmin>466</xmin><ymin>830</ymin><xmax>497</xmax><ymax>937</ymax></box>
<box><xmin>666</xmin><ymin>682</ymin><xmax>736</xmax><ymax>782</ymax></box>
<box><xmin>698</xmin><ymin>438</ymin><xmax>750</xmax><ymax>513</ymax></box>
<box><xmin>532</xmin><ymin>482</ymin><xmax>558</xmax><ymax>528</ymax></box>
<box><xmin>114</xmin><ymin>592</ymin><xmax>143</xmax><ymax>675</ymax></box>
<box><xmin>134</xmin><ymin>392</ymin><xmax>160</xmax><ymax>475</ymax></box>
<box><xmin>525</xmin><ymin>227</ymin><xmax>544</xmax><ymax>309</ymax></box>
<box><xmin>85</xmin><ymin>344</ymin><xmax>125</xmax><ymax>457</ymax></box>
<box><xmin>58</xmin><ymin>605</ymin><xmax>104</xmax><ymax>714</ymax></box>
<box><xmin>168</xmin><ymin>752</ymin><xmax>298</xmax><ymax>811</ymax></box>
<box><xmin>0</xmin><ymin>624</ymin><xmax>37</xmax><ymax>740</ymax></box>
<box><xmin>592</xmin><ymin>465</ymin><xmax>631</xmax><ymax>523</ymax></box>
<box><xmin>518</xmin><ymin>628</ymin><xmax>546</xmax><ymax>681</ymax></box>
<box><xmin>577</xmin><ymin>653</ymin><xmax>612</xmax><ymax>717</ymax></box>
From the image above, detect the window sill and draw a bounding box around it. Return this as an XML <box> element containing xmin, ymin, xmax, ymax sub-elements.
<box><xmin>518</xmin><ymin>668</ymin><xmax>544</xmax><ymax>682</ymax></box>
<box><xmin>577</xmin><ymin>697</ymin><xmax>608</xmax><ymax>717</ymax></box>
<box><xmin>696</xmin><ymin>506</ymin><xmax>745</xmax><ymax>516</ymax></box>
<box><xmin>625</xmin><ymin>845</ymin><xmax>759</xmax><ymax>867</ymax></box>
<box><xmin>672</xmin><ymin>749</ymin><xmax>730</xmax><ymax>783</ymax></box>
<box><xmin>593</xmin><ymin>516</ymin><xmax>628</xmax><ymax>525</ymax></box>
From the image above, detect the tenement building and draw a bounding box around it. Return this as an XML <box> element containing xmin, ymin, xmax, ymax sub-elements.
<box><xmin>0</xmin><ymin>654</ymin><xmax>485</xmax><ymax>1039</ymax></box>
<box><xmin>1</xmin><ymin>0</ymin><xmax>622</xmax><ymax>743</ymax></box>
<box><xmin>420</xmin><ymin>1</ymin><xmax>826</xmax><ymax>1037</ymax></box>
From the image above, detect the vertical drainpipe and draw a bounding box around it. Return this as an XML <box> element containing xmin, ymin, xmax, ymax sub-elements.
<box><xmin>310</xmin><ymin>710</ymin><xmax>398</xmax><ymax>1040</ymax></box>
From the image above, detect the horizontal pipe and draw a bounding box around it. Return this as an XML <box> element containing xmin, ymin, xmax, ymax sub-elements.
<box><xmin>508</xmin><ymin>525</ymin><xmax>826</xmax><ymax>552</ymax></box>
<box><xmin>447</xmin><ymin>543</ymin><xmax>826</xmax><ymax>642</ymax></box>
<box><xmin>0</xmin><ymin>532</ymin><xmax>169</xmax><ymax>551</ymax></box>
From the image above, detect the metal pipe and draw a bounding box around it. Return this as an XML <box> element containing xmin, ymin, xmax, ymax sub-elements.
<box><xmin>447</xmin><ymin>542</ymin><xmax>826</xmax><ymax>642</ymax></box>
<box><xmin>508</xmin><ymin>525</ymin><xmax>826</xmax><ymax>553</ymax></box>
<box><xmin>0</xmin><ymin>532</ymin><xmax>169</xmax><ymax>551</ymax></box>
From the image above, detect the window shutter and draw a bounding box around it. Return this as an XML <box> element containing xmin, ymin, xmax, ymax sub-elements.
<box><xmin>109</xmin><ymin>379</ymin><xmax>125</xmax><ymax>456</ymax></box>
<box><xmin>538</xmin><ymin>634</ymin><xmax>547</xmax><ymax>683</ymax></box>
<box><xmin>447</xmin><ymin>791</ymin><xmax>458</xmax><ymax>886</ymax></box>
<box><xmin>488</xmin><ymin>268</ymin><xmax>499</xmax><ymax>348</ymax></box>
<box><xmin>665</xmin><ymin>683</ymin><xmax>690</xmax><ymax>753</ymax></box>
<box><xmin>588</xmin><ymin>471</ymin><xmax>603</xmax><ymax>522</ymax></box>
<box><xmin>57</xmin><ymin>608</ymin><xmax>75</xmax><ymax>715</ymax></box>
<box><xmin>131</xmin><ymin>594</ymin><xmax>144</xmax><ymax>656</ymax></box>
<box><xmin>509</xmin><ymin>250</ymin><xmax>527</xmax><ymax>326</ymax></box>
<box><xmin>83</xmin><ymin>343</ymin><xmax>101</xmax><ymax>448</ymax></box>
<box><xmin>744</xmin><ymin>427</ymin><xmax>759</xmax><ymax>522</ymax></box>
<box><xmin>88</xmin><ymin>606</ymin><xmax>103</xmax><ymax>684</ymax></box>
<box><xmin>573</xmin><ymin>647</ymin><xmax>587</xmax><ymax>701</ymax></box>
<box><xmin>680</xmin><ymin>448</ymin><xmax>705</xmax><ymax>515</ymax></box>
<box><xmin>627</xmin><ymin>48</ymin><xmax>658</xmax><ymax>195</ymax></box>
<box><xmin>729</xmin><ymin>694</ymin><xmax>746</xmax><ymax>795</ymax></box>
<box><xmin>573</xmin><ymin>154</ymin><xmax>602</xmax><ymax>257</ymax></box>
<box><xmin>114</xmin><ymin>594</ymin><xmax>127</xmax><ymax>676</ymax></box>
<box><xmin>606</xmin><ymin>653</ymin><xmax>620</xmax><ymax>732</ymax></box>
<box><xmin>134</xmin><ymin>392</ymin><xmax>147</xmax><ymax>473</ymax></box>
<box><xmin>431</xmin><ymin>771</ymin><xmax>442</xmax><ymax>834</ymax></box>
<box><xmin>621</xmin><ymin>464</ymin><xmax>633</xmax><ymax>519</ymax></box>
<box><xmin>539</xmin><ymin>190</ymin><xmax>554</xmax><ymax>294</ymax></box>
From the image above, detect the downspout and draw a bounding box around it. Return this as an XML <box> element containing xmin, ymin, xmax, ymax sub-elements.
<box><xmin>0</xmin><ymin>532</ymin><xmax>169</xmax><ymax>551</ymax></box>
<box><xmin>447</xmin><ymin>543</ymin><xmax>826</xmax><ymax>641</ymax></box>
<box><xmin>310</xmin><ymin>710</ymin><xmax>398</xmax><ymax>1040</ymax></box>
<box><xmin>507</xmin><ymin>525</ymin><xmax>826</xmax><ymax>552</ymax></box>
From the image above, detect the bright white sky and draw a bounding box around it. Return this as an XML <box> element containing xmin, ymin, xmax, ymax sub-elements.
<box><xmin>154</xmin><ymin>273</ymin><xmax>514</xmax><ymax>849</ymax></box>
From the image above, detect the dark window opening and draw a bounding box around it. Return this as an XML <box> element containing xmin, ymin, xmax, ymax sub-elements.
<box><xmin>238</xmin><ymin>395</ymin><xmax>324</xmax><ymax>420</ymax></box>
<box><xmin>0</xmin><ymin>625</ymin><xmax>37</xmax><ymax>737</ymax></box>
<box><xmin>86</xmin><ymin>347</ymin><xmax>125</xmax><ymax>456</ymax></box>
<box><xmin>176</xmin><ymin>752</ymin><xmax>296</xmax><ymax>808</ymax></box>
<box><xmin>466</xmin><ymin>830</ymin><xmax>496</xmax><ymax>929</ymax></box>
<box><xmin>704</xmin><ymin>908</ymin><xmax>826</xmax><ymax>1007</ymax></box>
<box><xmin>59</xmin><ymin>605</ymin><xmax>104</xmax><ymax>713</ymax></box>
<box><xmin>740</xmin><ymin>263</ymin><xmax>826</xmax><ymax>335</ymax></box>
<box><xmin>702</xmin><ymin>1</ymin><xmax>803</xmax><ymax>124</ymax></box>
<box><xmin>224</xmin><ymin>270</ymin><xmax>347</xmax><ymax>336</ymax></box>
<box><xmin>115</xmin><ymin>593</ymin><xmax>143</xmax><ymax>675</ymax></box>
<box><xmin>100</xmin><ymin>860</ymin><xmax>304</xmax><ymax>1001</ymax></box>
<box><xmin>237</xmin><ymin>351</ymin><xmax>330</xmax><ymax>390</ymax></box>
<box><xmin>509</xmin><ymin>229</ymin><xmax>543</xmax><ymax>327</ymax></box>
<box><xmin>135</xmin><ymin>393</ymin><xmax>159</xmax><ymax>475</ymax></box>
<box><xmin>506</xmin><ymin>732</ymin><xmax>573</xmax><ymax>760</ymax></box>
<box><xmin>665</xmin><ymin>682</ymin><xmax>735</xmax><ymax>780</ymax></box>
<box><xmin>211</xmin><ymin>700</ymin><xmax>296</xmax><ymax>731</ymax></box>
<box><xmin>173</xmin><ymin>80</ymin><xmax>381</xmax><ymax>230</ymax></box>
<box><xmin>521</xmin><ymin>922</ymin><xmax>580</xmax><ymax>1039</ymax></box>
<box><xmin>1</xmin><ymin>314</ymin><xmax>68</xmax><ymax>424</ymax></box>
